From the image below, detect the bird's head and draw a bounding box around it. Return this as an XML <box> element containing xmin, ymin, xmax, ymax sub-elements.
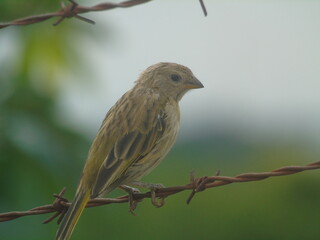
<box><xmin>135</xmin><ymin>62</ymin><xmax>204</xmax><ymax>101</ymax></box>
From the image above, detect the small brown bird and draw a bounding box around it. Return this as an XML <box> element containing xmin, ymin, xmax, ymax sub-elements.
<box><xmin>56</xmin><ymin>62</ymin><xmax>203</xmax><ymax>240</ymax></box>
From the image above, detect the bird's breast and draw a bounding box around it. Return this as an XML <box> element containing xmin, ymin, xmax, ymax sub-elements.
<box><xmin>126</xmin><ymin>101</ymin><xmax>180</xmax><ymax>180</ymax></box>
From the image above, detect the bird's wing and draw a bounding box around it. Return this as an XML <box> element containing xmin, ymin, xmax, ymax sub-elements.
<box><xmin>88</xmin><ymin>89</ymin><xmax>167</xmax><ymax>197</ymax></box>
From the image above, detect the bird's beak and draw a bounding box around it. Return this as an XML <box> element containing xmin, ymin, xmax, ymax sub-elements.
<box><xmin>185</xmin><ymin>76</ymin><xmax>204</xmax><ymax>89</ymax></box>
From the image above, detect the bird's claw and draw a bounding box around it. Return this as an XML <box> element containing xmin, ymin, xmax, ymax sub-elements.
<box><xmin>150</xmin><ymin>188</ymin><xmax>165</xmax><ymax>208</ymax></box>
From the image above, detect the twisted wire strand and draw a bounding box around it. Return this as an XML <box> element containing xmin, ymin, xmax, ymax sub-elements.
<box><xmin>0</xmin><ymin>0</ymin><xmax>207</xmax><ymax>29</ymax></box>
<box><xmin>0</xmin><ymin>0</ymin><xmax>152</xmax><ymax>29</ymax></box>
<box><xmin>0</xmin><ymin>161</ymin><xmax>319</xmax><ymax>223</ymax></box>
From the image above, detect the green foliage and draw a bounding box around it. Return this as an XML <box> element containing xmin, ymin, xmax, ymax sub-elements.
<box><xmin>0</xmin><ymin>0</ymin><xmax>60</xmax><ymax>21</ymax></box>
<box><xmin>0</xmin><ymin>2</ymin><xmax>91</xmax><ymax>239</ymax></box>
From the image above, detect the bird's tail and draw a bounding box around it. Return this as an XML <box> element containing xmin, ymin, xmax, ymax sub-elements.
<box><xmin>56</xmin><ymin>189</ymin><xmax>90</xmax><ymax>240</ymax></box>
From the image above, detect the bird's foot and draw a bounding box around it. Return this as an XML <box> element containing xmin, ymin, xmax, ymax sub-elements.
<box><xmin>130</xmin><ymin>181</ymin><xmax>166</xmax><ymax>208</ymax></box>
<box><xmin>119</xmin><ymin>185</ymin><xmax>141</xmax><ymax>215</ymax></box>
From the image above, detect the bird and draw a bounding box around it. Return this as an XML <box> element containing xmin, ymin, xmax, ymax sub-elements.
<box><xmin>56</xmin><ymin>62</ymin><xmax>204</xmax><ymax>240</ymax></box>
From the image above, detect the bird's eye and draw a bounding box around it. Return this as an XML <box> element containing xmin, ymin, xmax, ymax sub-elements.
<box><xmin>170</xmin><ymin>74</ymin><xmax>181</xmax><ymax>82</ymax></box>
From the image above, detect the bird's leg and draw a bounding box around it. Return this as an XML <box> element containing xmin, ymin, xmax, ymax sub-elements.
<box><xmin>130</xmin><ymin>181</ymin><xmax>166</xmax><ymax>208</ymax></box>
<box><xmin>130</xmin><ymin>181</ymin><xmax>165</xmax><ymax>189</ymax></box>
<box><xmin>119</xmin><ymin>184</ymin><xmax>141</xmax><ymax>194</ymax></box>
<box><xmin>118</xmin><ymin>185</ymin><xmax>141</xmax><ymax>214</ymax></box>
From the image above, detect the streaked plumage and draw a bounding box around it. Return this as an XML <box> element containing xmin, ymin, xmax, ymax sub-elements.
<box><xmin>56</xmin><ymin>62</ymin><xmax>203</xmax><ymax>240</ymax></box>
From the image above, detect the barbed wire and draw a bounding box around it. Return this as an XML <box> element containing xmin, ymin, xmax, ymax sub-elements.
<box><xmin>0</xmin><ymin>161</ymin><xmax>319</xmax><ymax>224</ymax></box>
<box><xmin>0</xmin><ymin>0</ymin><xmax>207</xmax><ymax>29</ymax></box>
<box><xmin>0</xmin><ymin>0</ymin><xmax>151</xmax><ymax>29</ymax></box>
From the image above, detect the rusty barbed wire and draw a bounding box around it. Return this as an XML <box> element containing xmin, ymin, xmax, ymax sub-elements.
<box><xmin>0</xmin><ymin>0</ymin><xmax>207</xmax><ymax>29</ymax></box>
<box><xmin>0</xmin><ymin>161</ymin><xmax>319</xmax><ymax>224</ymax></box>
<box><xmin>0</xmin><ymin>0</ymin><xmax>151</xmax><ymax>29</ymax></box>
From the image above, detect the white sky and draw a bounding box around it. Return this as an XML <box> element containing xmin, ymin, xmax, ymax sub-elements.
<box><xmin>57</xmin><ymin>0</ymin><xmax>320</xmax><ymax>144</ymax></box>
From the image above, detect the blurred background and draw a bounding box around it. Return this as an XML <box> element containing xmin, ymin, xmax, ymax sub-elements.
<box><xmin>1</xmin><ymin>0</ymin><xmax>320</xmax><ymax>239</ymax></box>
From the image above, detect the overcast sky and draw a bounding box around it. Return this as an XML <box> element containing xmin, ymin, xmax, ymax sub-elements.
<box><xmin>57</xmin><ymin>0</ymin><xmax>320</xmax><ymax>145</ymax></box>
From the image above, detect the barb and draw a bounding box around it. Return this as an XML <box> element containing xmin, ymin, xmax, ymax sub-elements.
<box><xmin>0</xmin><ymin>0</ymin><xmax>208</xmax><ymax>29</ymax></box>
<box><xmin>199</xmin><ymin>0</ymin><xmax>207</xmax><ymax>16</ymax></box>
<box><xmin>0</xmin><ymin>161</ymin><xmax>319</xmax><ymax>223</ymax></box>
